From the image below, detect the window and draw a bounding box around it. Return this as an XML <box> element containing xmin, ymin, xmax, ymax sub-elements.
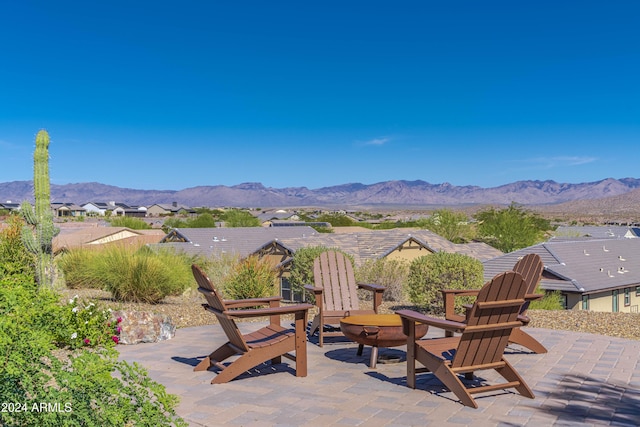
<box><xmin>636</xmin><ymin>286</ymin><xmax>640</xmax><ymax>297</ymax></box>
<box><xmin>582</xmin><ymin>294</ymin><xmax>589</xmax><ymax>310</ymax></box>
<box><xmin>612</xmin><ymin>289</ymin><xmax>619</xmax><ymax>312</ymax></box>
<box><xmin>624</xmin><ymin>288</ymin><xmax>630</xmax><ymax>307</ymax></box>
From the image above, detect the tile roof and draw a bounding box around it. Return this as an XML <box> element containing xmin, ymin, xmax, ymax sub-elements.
<box><xmin>278</xmin><ymin>229</ymin><xmax>502</xmax><ymax>265</ymax></box>
<box><xmin>483</xmin><ymin>238</ymin><xmax>640</xmax><ymax>294</ymax></box>
<box><xmin>153</xmin><ymin>227</ymin><xmax>502</xmax><ymax>266</ymax></box>
<box><xmin>554</xmin><ymin>225</ymin><xmax>640</xmax><ymax>239</ymax></box>
<box><xmin>54</xmin><ymin>227</ymin><xmax>165</xmax><ymax>252</ymax></box>
<box><xmin>157</xmin><ymin>226</ymin><xmax>318</xmax><ymax>258</ymax></box>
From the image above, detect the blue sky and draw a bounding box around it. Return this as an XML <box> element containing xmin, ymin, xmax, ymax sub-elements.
<box><xmin>1</xmin><ymin>1</ymin><xmax>639</xmax><ymax>191</ymax></box>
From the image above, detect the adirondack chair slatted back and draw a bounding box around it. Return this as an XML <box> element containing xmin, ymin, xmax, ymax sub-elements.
<box><xmin>512</xmin><ymin>253</ymin><xmax>544</xmax><ymax>314</ymax></box>
<box><xmin>192</xmin><ymin>264</ymin><xmax>249</xmax><ymax>352</ymax></box>
<box><xmin>314</xmin><ymin>251</ymin><xmax>359</xmax><ymax>312</ymax></box>
<box><xmin>451</xmin><ymin>271</ymin><xmax>527</xmax><ymax>370</ymax></box>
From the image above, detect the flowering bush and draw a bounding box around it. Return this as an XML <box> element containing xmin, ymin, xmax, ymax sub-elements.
<box><xmin>56</xmin><ymin>296</ymin><xmax>121</xmax><ymax>349</ymax></box>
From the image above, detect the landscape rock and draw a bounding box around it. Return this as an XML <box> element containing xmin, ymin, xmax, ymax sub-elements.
<box><xmin>112</xmin><ymin>310</ymin><xmax>176</xmax><ymax>345</ymax></box>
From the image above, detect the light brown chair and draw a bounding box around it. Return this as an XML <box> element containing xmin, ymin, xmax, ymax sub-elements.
<box><xmin>441</xmin><ymin>253</ymin><xmax>547</xmax><ymax>353</ymax></box>
<box><xmin>304</xmin><ymin>250</ymin><xmax>385</xmax><ymax>346</ymax></box>
<box><xmin>398</xmin><ymin>271</ymin><xmax>535</xmax><ymax>408</ymax></box>
<box><xmin>192</xmin><ymin>264</ymin><xmax>313</xmax><ymax>384</ymax></box>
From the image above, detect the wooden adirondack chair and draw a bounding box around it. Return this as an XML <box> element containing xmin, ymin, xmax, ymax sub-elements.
<box><xmin>192</xmin><ymin>264</ymin><xmax>313</xmax><ymax>384</ymax></box>
<box><xmin>304</xmin><ymin>251</ymin><xmax>385</xmax><ymax>347</ymax></box>
<box><xmin>441</xmin><ymin>253</ymin><xmax>547</xmax><ymax>353</ymax></box>
<box><xmin>398</xmin><ymin>271</ymin><xmax>535</xmax><ymax>409</ymax></box>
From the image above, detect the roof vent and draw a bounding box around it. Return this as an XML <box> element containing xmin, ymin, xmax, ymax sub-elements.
<box><xmin>618</xmin><ymin>255</ymin><xmax>626</xmax><ymax>261</ymax></box>
<box><xmin>603</xmin><ymin>246</ymin><xmax>609</xmax><ymax>252</ymax></box>
<box><xmin>599</xmin><ymin>267</ymin><xmax>604</xmax><ymax>272</ymax></box>
<box><xmin>213</xmin><ymin>237</ymin><xmax>219</xmax><ymax>242</ymax></box>
<box><xmin>221</xmin><ymin>237</ymin><xmax>227</xmax><ymax>242</ymax></box>
<box><xmin>584</xmin><ymin>249</ymin><xmax>590</xmax><ymax>256</ymax></box>
<box><xmin>607</xmin><ymin>270</ymin><xmax>615</xmax><ymax>278</ymax></box>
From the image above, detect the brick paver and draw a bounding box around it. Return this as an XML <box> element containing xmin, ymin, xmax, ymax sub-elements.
<box><xmin>117</xmin><ymin>324</ymin><xmax>640</xmax><ymax>426</ymax></box>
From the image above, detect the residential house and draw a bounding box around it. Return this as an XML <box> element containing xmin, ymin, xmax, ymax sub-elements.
<box><xmin>51</xmin><ymin>202</ymin><xmax>86</xmax><ymax>217</ymax></box>
<box><xmin>156</xmin><ymin>226</ymin><xmax>319</xmax><ymax>259</ymax></box>
<box><xmin>154</xmin><ymin>226</ymin><xmax>502</xmax><ymax>301</ymax></box>
<box><xmin>53</xmin><ymin>226</ymin><xmax>165</xmax><ymax>253</ymax></box>
<box><xmin>268</xmin><ymin>228</ymin><xmax>502</xmax><ymax>301</ymax></box>
<box><xmin>483</xmin><ymin>238</ymin><xmax>640</xmax><ymax>313</ymax></box>
<box><xmin>554</xmin><ymin>225</ymin><xmax>640</xmax><ymax>239</ymax></box>
<box><xmin>146</xmin><ymin>202</ymin><xmax>196</xmax><ymax>217</ymax></box>
<box><xmin>0</xmin><ymin>202</ymin><xmax>21</xmax><ymax>213</ymax></box>
<box><xmin>82</xmin><ymin>201</ymin><xmax>117</xmax><ymax>216</ymax></box>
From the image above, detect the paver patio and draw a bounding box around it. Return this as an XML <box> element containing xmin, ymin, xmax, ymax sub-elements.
<box><xmin>117</xmin><ymin>324</ymin><xmax>640</xmax><ymax>426</ymax></box>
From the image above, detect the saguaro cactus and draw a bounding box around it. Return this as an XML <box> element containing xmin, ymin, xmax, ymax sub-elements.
<box><xmin>21</xmin><ymin>129</ymin><xmax>59</xmax><ymax>287</ymax></box>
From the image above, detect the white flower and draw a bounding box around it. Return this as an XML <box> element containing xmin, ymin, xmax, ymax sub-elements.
<box><xmin>70</xmin><ymin>332</ymin><xmax>77</xmax><ymax>339</ymax></box>
<box><xmin>72</xmin><ymin>307</ymin><xmax>79</xmax><ymax>313</ymax></box>
<box><xmin>85</xmin><ymin>321</ymin><xmax>88</xmax><ymax>325</ymax></box>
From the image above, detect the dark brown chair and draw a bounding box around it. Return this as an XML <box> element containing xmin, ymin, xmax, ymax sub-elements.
<box><xmin>304</xmin><ymin>250</ymin><xmax>385</xmax><ymax>346</ymax></box>
<box><xmin>441</xmin><ymin>253</ymin><xmax>547</xmax><ymax>353</ymax></box>
<box><xmin>192</xmin><ymin>264</ymin><xmax>313</xmax><ymax>384</ymax></box>
<box><xmin>398</xmin><ymin>271</ymin><xmax>535</xmax><ymax>408</ymax></box>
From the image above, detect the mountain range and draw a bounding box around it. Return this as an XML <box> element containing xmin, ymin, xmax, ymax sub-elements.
<box><xmin>2</xmin><ymin>178</ymin><xmax>640</xmax><ymax>209</ymax></box>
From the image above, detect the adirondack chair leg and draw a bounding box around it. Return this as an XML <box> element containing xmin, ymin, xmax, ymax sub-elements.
<box><xmin>430</xmin><ymin>363</ymin><xmax>478</xmax><ymax>409</ymax></box>
<box><xmin>496</xmin><ymin>358</ymin><xmax>535</xmax><ymax>399</ymax></box>
<box><xmin>194</xmin><ymin>343</ymin><xmax>237</xmax><ymax>372</ymax></box>
<box><xmin>357</xmin><ymin>343</ymin><xmax>364</xmax><ymax>356</ymax></box>
<box><xmin>509</xmin><ymin>327</ymin><xmax>547</xmax><ymax>354</ymax></box>
<box><xmin>270</xmin><ymin>356</ymin><xmax>282</xmax><ymax>365</ymax></box>
<box><xmin>405</xmin><ymin>321</ymin><xmax>417</xmax><ymax>389</ymax></box>
<box><xmin>212</xmin><ymin>346</ymin><xmax>289</xmax><ymax>384</ymax></box>
<box><xmin>294</xmin><ymin>311</ymin><xmax>308</xmax><ymax>377</ymax></box>
<box><xmin>308</xmin><ymin>315</ymin><xmax>320</xmax><ymax>338</ymax></box>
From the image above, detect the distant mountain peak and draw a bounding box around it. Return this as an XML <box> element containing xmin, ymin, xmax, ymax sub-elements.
<box><xmin>2</xmin><ymin>178</ymin><xmax>639</xmax><ymax>208</ymax></box>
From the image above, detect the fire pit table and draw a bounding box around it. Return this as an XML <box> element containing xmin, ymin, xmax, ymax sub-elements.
<box><xmin>340</xmin><ymin>314</ymin><xmax>429</xmax><ymax>368</ymax></box>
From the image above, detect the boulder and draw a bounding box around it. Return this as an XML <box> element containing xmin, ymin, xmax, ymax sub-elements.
<box><xmin>111</xmin><ymin>310</ymin><xmax>176</xmax><ymax>345</ymax></box>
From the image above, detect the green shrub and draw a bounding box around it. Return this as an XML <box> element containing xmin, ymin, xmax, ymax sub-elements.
<box><xmin>225</xmin><ymin>255</ymin><xmax>277</xmax><ymax>300</ymax></box>
<box><xmin>54</xmin><ymin>295</ymin><xmax>121</xmax><ymax>348</ymax></box>
<box><xmin>356</xmin><ymin>257</ymin><xmax>409</xmax><ymax>302</ymax></box>
<box><xmin>530</xmin><ymin>289</ymin><xmax>564</xmax><ymax>310</ymax></box>
<box><xmin>57</xmin><ymin>249</ymin><xmax>102</xmax><ymax>289</ymax></box>
<box><xmin>58</xmin><ymin>247</ymin><xmax>194</xmax><ymax>303</ymax></box>
<box><xmin>222</xmin><ymin>209</ymin><xmax>261</xmax><ymax>227</ymax></box>
<box><xmin>198</xmin><ymin>253</ymin><xmax>241</xmax><ymax>295</ymax></box>
<box><xmin>406</xmin><ymin>252</ymin><xmax>484</xmax><ymax>312</ymax></box>
<box><xmin>108</xmin><ymin>216</ymin><xmax>151</xmax><ymax>229</ymax></box>
<box><xmin>0</xmin><ymin>215</ymin><xmax>35</xmax><ymax>279</ymax></box>
<box><xmin>94</xmin><ymin>247</ymin><xmax>191</xmax><ymax>303</ymax></box>
<box><xmin>0</xmin><ymin>275</ymin><xmax>185</xmax><ymax>427</ymax></box>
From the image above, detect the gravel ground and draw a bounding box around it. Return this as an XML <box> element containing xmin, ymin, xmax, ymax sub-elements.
<box><xmin>60</xmin><ymin>288</ymin><xmax>640</xmax><ymax>341</ymax></box>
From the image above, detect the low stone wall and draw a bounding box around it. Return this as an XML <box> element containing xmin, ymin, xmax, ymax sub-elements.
<box><xmin>112</xmin><ymin>310</ymin><xmax>176</xmax><ymax>345</ymax></box>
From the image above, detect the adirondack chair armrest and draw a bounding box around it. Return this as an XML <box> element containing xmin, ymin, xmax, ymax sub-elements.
<box><xmin>224</xmin><ymin>296</ymin><xmax>282</xmax><ymax>309</ymax></box>
<box><xmin>357</xmin><ymin>283</ymin><xmax>386</xmax><ymax>292</ymax></box>
<box><xmin>303</xmin><ymin>284</ymin><xmax>323</xmax><ymax>294</ymax></box>
<box><xmin>397</xmin><ymin>309</ymin><xmax>466</xmax><ymax>334</ymax></box>
<box><xmin>226</xmin><ymin>303</ymin><xmax>313</xmax><ymax>319</ymax></box>
<box><xmin>441</xmin><ymin>289</ymin><xmax>480</xmax><ymax>320</ymax></box>
<box><xmin>525</xmin><ymin>293</ymin><xmax>544</xmax><ymax>301</ymax></box>
<box><xmin>358</xmin><ymin>283</ymin><xmax>386</xmax><ymax>313</ymax></box>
